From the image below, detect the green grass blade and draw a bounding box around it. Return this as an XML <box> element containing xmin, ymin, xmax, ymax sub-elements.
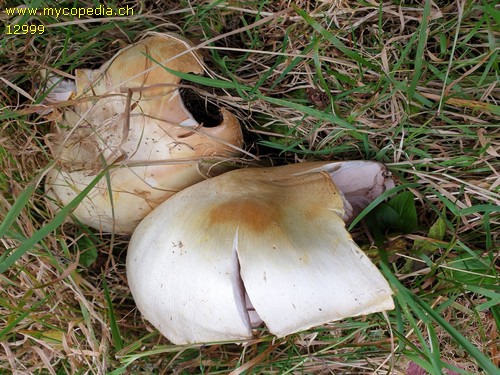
<box><xmin>0</xmin><ymin>182</ymin><xmax>35</xmax><ymax>239</ymax></box>
<box><xmin>408</xmin><ymin>0</ymin><xmax>431</xmax><ymax>103</ymax></box>
<box><xmin>0</xmin><ymin>163</ymin><xmax>52</xmax><ymax>240</ymax></box>
<box><xmin>381</xmin><ymin>264</ymin><xmax>499</xmax><ymax>374</ymax></box>
<box><xmin>254</xmin><ymin>94</ymin><xmax>355</xmax><ymax>130</ymax></box>
<box><xmin>426</xmin><ymin>324</ymin><xmax>443</xmax><ymax>373</ymax></box>
<box><xmin>464</xmin><ymin>284</ymin><xmax>500</xmax><ymax>311</ymax></box>
<box><xmin>293</xmin><ymin>6</ymin><xmax>379</xmax><ymax>72</ymax></box>
<box><xmin>0</xmin><ymin>170</ymin><xmax>106</xmax><ymax>274</ymax></box>
<box><xmin>153</xmin><ymin>61</ymin><xmax>253</xmax><ymax>91</ymax></box>
<box><xmin>103</xmin><ymin>279</ymin><xmax>124</xmax><ymax>351</ymax></box>
<box><xmin>348</xmin><ymin>182</ymin><xmax>421</xmax><ymax>230</ymax></box>
<box><xmin>269</xmin><ymin>40</ymin><xmax>316</xmax><ymax>91</ymax></box>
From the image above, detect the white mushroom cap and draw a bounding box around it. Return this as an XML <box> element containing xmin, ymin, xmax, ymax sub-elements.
<box><xmin>126</xmin><ymin>161</ymin><xmax>395</xmax><ymax>344</ymax></box>
<box><xmin>44</xmin><ymin>34</ymin><xmax>243</xmax><ymax>233</ymax></box>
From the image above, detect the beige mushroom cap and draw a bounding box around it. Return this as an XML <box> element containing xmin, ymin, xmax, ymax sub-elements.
<box><xmin>127</xmin><ymin>161</ymin><xmax>395</xmax><ymax>344</ymax></box>
<box><xmin>45</xmin><ymin>34</ymin><xmax>243</xmax><ymax>233</ymax></box>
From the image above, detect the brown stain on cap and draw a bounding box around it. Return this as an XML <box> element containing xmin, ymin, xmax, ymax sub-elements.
<box><xmin>208</xmin><ymin>198</ymin><xmax>281</xmax><ymax>233</ymax></box>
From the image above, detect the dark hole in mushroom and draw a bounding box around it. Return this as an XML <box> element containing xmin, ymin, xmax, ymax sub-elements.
<box><xmin>179</xmin><ymin>82</ymin><xmax>223</xmax><ymax>128</ymax></box>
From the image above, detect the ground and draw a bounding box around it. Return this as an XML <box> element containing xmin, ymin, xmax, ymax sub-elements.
<box><xmin>0</xmin><ymin>1</ymin><xmax>498</xmax><ymax>374</ymax></box>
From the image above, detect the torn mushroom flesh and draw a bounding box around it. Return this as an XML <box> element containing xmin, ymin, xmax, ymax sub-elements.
<box><xmin>126</xmin><ymin>160</ymin><xmax>395</xmax><ymax>344</ymax></box>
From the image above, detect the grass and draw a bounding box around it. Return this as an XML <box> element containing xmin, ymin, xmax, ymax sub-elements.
<box><xmin>1</xmin><ymin>0</ymin><xmax>499</xmax><ymax>373</ymax></box>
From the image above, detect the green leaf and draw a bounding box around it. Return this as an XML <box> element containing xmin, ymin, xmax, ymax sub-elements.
<box><xmin>414</xmin><ymin>215</ymin><xmax>446</xmax><ymax>252</ymax></box>
<box><xmin>428</xmin><ymin>216</ymin><xmax>446</xmax><ymax>241</ymax></box>
<box><xmin>75</xmin><ymin>237</ymin><xmax>98</xmax><ymax>268</ymax></box>
<box><xmin>387</xmin><ymin>191</ymin><xmax>418</xmax><ymax>233</ymax></box>
<box><xmin>446</xmin><ymin>252</ymin><xmax>497</xmax><ymax>286</ymax></box>
<box><xmin>364</xmin><ymin>191</ymin><xmax>418</xmax><ymax>242</ymax></box>
<box><xmin>364</xmin><ymin>203</ymin><xmax>400</xmax><ymax>243</ymax></box>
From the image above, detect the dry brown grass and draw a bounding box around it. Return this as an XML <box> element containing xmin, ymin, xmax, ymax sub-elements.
<box><xmin>1</xmin><ymin>1</ymin><xmax>498</xmax><ymax>374</ymax></box>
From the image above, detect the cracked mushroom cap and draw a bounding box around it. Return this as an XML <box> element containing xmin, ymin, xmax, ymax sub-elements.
<box><xmin>126</xmin><ymin>161</ymin><xmax>395</xmax><ymax>344</ymax></box>
<box><xmin>44</xmin><ymin>34</ymin><xmax>243</xmax><ymax>233</ymax></box>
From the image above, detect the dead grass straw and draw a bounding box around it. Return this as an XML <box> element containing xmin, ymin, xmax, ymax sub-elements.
<box><xmin>1</xmin><ymin>1</ymin><xmax>498</xmax><ymax>374</ymax></box>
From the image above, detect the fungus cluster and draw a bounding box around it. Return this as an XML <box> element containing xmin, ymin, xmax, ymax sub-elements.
<box><xmin>43</xmin><ymin>34</ymin><xmax>395</xmax><ymax>345</ymax></box>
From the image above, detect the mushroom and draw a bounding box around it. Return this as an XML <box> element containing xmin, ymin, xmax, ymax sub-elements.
<box><xmin>126</xmin><ymin>160</ymin><xmax>395</xmax><ymax>344</ymax></box>
<box><xmin>44</xmin><ymin>33</ymin><xmax>243</xmax><ymax>234</ymax></box>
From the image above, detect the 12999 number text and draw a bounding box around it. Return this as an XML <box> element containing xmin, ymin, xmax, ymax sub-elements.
<box><xmin>6</xmin><ymin>24</ymin><xmax>45</xmax><ymax>35</ymax></box>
